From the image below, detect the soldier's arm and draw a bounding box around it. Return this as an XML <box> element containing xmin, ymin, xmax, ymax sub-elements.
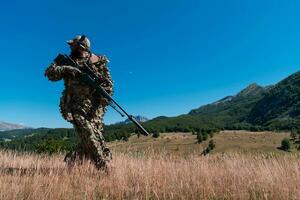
<box><xmin>44</xmin><ymin>62</ymin><xmax>81</xmax><ymax>81</ymax></box>
<box><xmin>44</xmin><ymin>63</ymin><xmax>65</xmax><ymax>81</ymax></box>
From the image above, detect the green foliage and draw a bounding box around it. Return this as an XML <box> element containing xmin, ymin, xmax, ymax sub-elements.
<box><xmin>0</xmin><ymin>128</ymin><xmax>78</xmax><ymax>154</ymax></box>
<box><xmin>197</xmin><ymin>133</ymin><xmax>203</xmax><ymax>143</ymax></box>
<box><xmin>208</xmin><ymin>140</ymin><xmax>216</xmax><ymax>150</ymax></box>
<box><xmin>290</xmin><ymin>129</ymin><xmax>297</xmax><ymax>140</ymax></box>
<box><xmin>0</xmin><ymin>128</ymin><xmax>45</xmax><ymax>140</ymax></box>
<box><xmin>202</xmin><ymin>148</ymin><xmax>210</xmax><ymax>155</ymax></box>
<box><xmin>202</xmin><ymin>132</ymin><xmax>208</xmax><ymax>141</ymax></box>
<box><xmin>36</xmin><ymin>138</ymin><xmax>73</xmax><ymax>154</ymax></box>
<box><xmin>248</xmin><ymin>72</ymin><xmax>300</xmax><ymax>127</ymax></box>
<box><xmin>280</xmin><ymin>138</ymin><xmax>291</xmax><ymax>151</ymax></box>
<box><xmin>202</xmin><ymin>140</ymin><xmax>216</xmax><ymax>155</ymax></box>
<box><xmin>152</xmin><ymin>130</ymin><xmax>160</xmax><ymax>138</ymax></box>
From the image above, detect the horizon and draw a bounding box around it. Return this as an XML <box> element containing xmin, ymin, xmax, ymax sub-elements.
<box><xmin>1</xmin><ymin>1</ymin><xmax>300</xmax><ymax>128</ymax></box>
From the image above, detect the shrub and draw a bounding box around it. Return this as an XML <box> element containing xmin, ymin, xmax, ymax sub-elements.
<box><xmin>203</xmin><ymin>133</ymin><xmax>208</xmax><ymax>141</ymax></box>
<box><xmin>281</xmin><ymin>138</ymin><xmax>291</xmax><ymax>151</ymax></box>
<box><xmin>152</xmin><ymin>131</ymin><xmax>160</xmax><ymax>138</ymax></box>
<box><xmin>290</xmin><ymin>130</ymin><xmax>297</xmax><ymax>141</ymax></box>
<box><xmin>208</xmin><ymin>140</ymin><xmax>216</xmax><ymax>150</ymax></box>
<box><xmin>197</xmin><ymin>133</ymin><xmax>203</xmax><ymax>143</ymax></box>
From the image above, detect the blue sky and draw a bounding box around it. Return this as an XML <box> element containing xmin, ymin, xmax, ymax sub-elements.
<box><xmin>0</xmin><ymin>0</ymin><xmax>300</xmax><ymax>128</ymax></box>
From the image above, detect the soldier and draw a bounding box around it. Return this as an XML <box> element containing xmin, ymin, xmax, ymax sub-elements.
<box><xmin>44</xmin><ymin>35</ymin><xmax>113</xmax><ymax>170</ymax></box>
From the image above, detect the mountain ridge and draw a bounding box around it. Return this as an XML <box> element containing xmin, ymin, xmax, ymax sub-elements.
<box><xmin>248</xmin><ymin>71</ymin><xmax>300</xmax><ymax>127</ymax></box>
<box><xmin>0</xmin><ymin>121</ymin><xmax>31</xmax><ymax>132</ymax></box>
<box><xmin>141</xmin><ymin>70</ymin><xmax>300</xmax><ymax>131</ymax></box>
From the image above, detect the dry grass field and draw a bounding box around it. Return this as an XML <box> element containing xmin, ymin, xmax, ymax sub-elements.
<box><xmin>109</xmin><ymin>130</ymin><xmax>291</xmax><ymax>156</ymax></box>
<box><xmin>0</xmin><ymin>131</ymin><xmax>299</xmax><ymax>200</ymax></box>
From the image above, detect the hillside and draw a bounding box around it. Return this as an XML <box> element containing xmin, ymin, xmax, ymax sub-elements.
<box><xmin>186</xmin><ymin>83</ymin><xmax>267</xmax><ymax>127</ymax></box>
<box><xmin>0</xmin><ymin>128</ymin><xmax>35</xmax><ymax>140</ymax></box>
<box><xmin>140</xmin><ymin>71</ymin><xmax>300</xmax><ymax>131</ymax></box>
<box><xmin>0</xmin><ymin>128</ymin><xmax>78</xmax><ymax>153</ymax></box>
<box><xmin>189</xmin><ymin>83</ymin><xmax>266</xmax><ymax>116</ymax></box>
<box><xmin>248</xmin><ymin>71</ymin><xmax>300</xmax><ymax>128</ymax></box>
<box><xmin>0</xmin><ymin>121</ymin><xmax>30</xmax><ymax>131</ymax></box>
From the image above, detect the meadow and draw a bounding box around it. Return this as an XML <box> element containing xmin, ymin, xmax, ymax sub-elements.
<box><xmin>0</xmin><ymin>131</ymin><xmax>299</xmax><ymax>200</ymax></box>
<box><xmin>110</xmin><ymin>131</ymin><xmax>291</xmax><ymax>155</ymax></box>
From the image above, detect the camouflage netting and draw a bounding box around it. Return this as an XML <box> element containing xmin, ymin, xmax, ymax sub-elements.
<box><xmin>45</xmin><ymin>53</ymin><xmax>113</xmax><ymax>169</ymax></box>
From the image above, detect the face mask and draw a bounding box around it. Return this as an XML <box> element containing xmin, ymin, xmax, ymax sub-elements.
<box><xmin>71</xmin><ymin>49</ymin><xmax>82</xmax><ymax>58</ymax></box>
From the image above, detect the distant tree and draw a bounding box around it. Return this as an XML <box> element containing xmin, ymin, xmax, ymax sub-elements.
<box><xmin>281</xmin><ymin>138</ymin><xmax>291</xmax><ymax>151</ymax></box>
<box><xmin>202</xmin><ymin>148</ymin><xmax>210</xmax><ymax>155</ymax></box>
<box><xmin>183</xmin><ymin>127</ymin><xmax>191</xmax><ymax>132</ymax></box>
<box><xmin>197</xmin><ymin>133</ymin><xmax>203</xmax><ymax>143</ymax></box>
<box><xmin>290</xmin><ymin>130</ymin><xmax>297</xmax><ymax>141</ymax></box>
<box><xmin>208</xmin><ymin>140</ymin><xmax>216</xmax><ymax>150</ymax></box>
<box><xmin>203</xmin><ymin>132</ymin><xmax>208</xmax><ymax>141</ymax></box>
<box><xmin>123</xmin><ymin>135</ymin><xmax>129</xmax><ymax>142</ymax></box>
<box><xmin>250</xmin><ymin>126</ymin><xmax>260</xmax><ymax>132</ymax></box>
<box><xmin>204</xmin><ymin>148</ymin><xmax>210</xmax><ymax>155</ymax></box>
<box><xmin>159</xmin><ymin>127</ymin><xmax>166</xmax><ymax>133</ymax></box>
<box><xmin>297</xmin><ymin>129</ymin><xmax>300</xmax><ymax>139</ymax></box>
<box><xmin>152</xmin><ymin>131</ymin><xmax>160</xmax><ymax>138</ymax></box>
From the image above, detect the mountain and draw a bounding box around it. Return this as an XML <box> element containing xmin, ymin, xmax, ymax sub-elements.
<box><xmin>190</xmin><ymin>83</ymin><xmax>267</xmax><ymax>115</ymax></box>
<box><xmin>115</xmin><ymin>115</ymin><xmax>149</xmax><ymax>125</ymax></box>
<box><xmin>0</xmin><ymin>121</ymin><xmax>30</xmax><ymax>131</ymax></box>
<box><xmin>248</xmin><ymin>71</ymin><xmax>300</xmax><ymax>128</ymax></box>
<box><xmin>142</xmin><ymin>71</ymin><xmax>300</xmax><ymax>131</ymax></box>
<box><xmin>188</xmin><ymin>83</ymin><xmax>267</xmax><ymax>126</ymax></box>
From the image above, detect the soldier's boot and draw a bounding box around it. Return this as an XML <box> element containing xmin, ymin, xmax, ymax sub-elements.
<box><xmin>90</xmin><ymin>148</ymin><xmax>112</xmax><ymax>173</ymax></box>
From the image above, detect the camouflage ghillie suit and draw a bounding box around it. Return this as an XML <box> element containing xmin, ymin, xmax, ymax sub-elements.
<box><xmin>45</xmin><ymin>36</ymin><xmax>113</xmax><ymax>169</ymax></box>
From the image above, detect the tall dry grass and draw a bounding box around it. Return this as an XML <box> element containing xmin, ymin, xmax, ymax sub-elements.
<box><xmin>0</xmin><ymin>150</ymin><xmax>299</xmax><ymax>200</ymax></box>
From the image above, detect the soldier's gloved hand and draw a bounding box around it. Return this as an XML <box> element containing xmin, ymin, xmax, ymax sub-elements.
<box><xmin>62</xmin><ymin>66</ymin><xmax>82</xmax><ymax>77</ymax></box>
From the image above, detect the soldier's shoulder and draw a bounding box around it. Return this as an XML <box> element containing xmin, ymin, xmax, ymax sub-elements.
<box><xmin>89</xmin><ymin>53</ymin><xmax>109</xmax><ymax>64</ymax></box>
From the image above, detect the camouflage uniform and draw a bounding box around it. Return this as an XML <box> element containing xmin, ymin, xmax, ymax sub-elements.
<box><xmin>45</xmin><ymin>36</ymin><xmax>113</xmax><ymax>169</ymax></box>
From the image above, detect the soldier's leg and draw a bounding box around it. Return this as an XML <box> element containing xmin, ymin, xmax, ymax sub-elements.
<box><xmin>87</xmin><ymin>105</ymin><xmax>112</xmax><ymax>168</ymax></box>
<box><xmin>64</xmin><ymin>126</ymin><xmax>88</xmax><ymax>166</ymax></box>
<box><xmin>90</xmin><ymin>116</ymin><xmax>112</xmax><ymax>163</ymax></box>
<box><xmin>66</xmin><ymin>113</ymin><xmax>111</xmax><ymax>169</ymax></box>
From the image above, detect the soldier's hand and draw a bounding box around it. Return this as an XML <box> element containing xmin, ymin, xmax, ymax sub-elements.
<box><xmin>63</xmin><ymin>66</ymin><xmax>82</xmax><ymax>77</ymax></box>
<box><xmin>44</xmin><ymin>63</ymin><xmax>56</xmax><ymax>77</ymax></box>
